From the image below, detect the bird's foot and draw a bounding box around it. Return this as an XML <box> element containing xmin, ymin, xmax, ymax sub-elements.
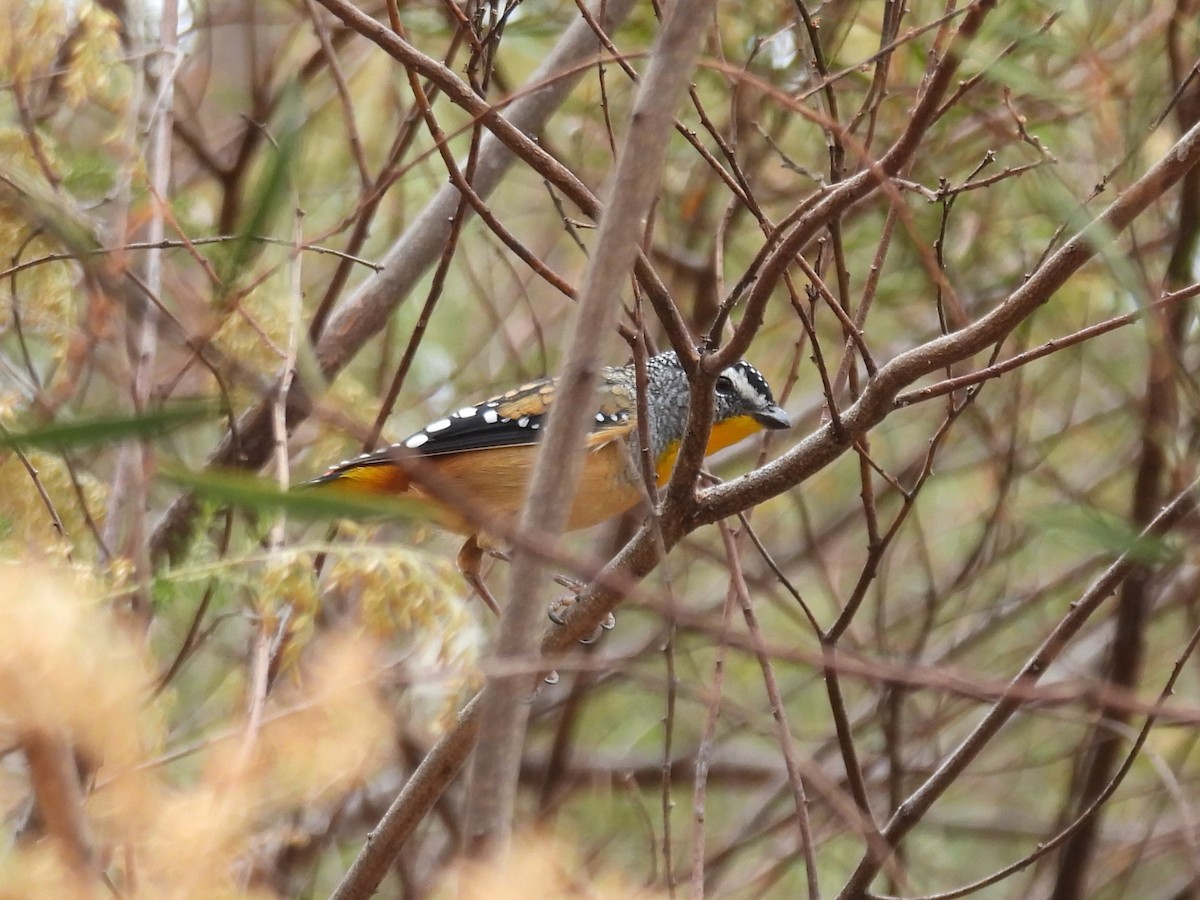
<box><xmin>552</xmin><ymin>572</ymin><xmax>585</xmax><ymax>592</ymax></box>
<box><xmin>457</xmin><ymin>536</ymin><xmax>501</xmax><ymax>616</ymax></box>
<box><xmin>547</xmin><ymin>593</ymin><xmax>616</xmax><ymax>643</ymax></box>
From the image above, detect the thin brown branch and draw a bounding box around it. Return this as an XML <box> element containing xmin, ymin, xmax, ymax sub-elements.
<box><xmin>870</xmin><ymin>616</ymin><xmax>1200</xmax><ymax>900</ymax></box>
<box><xmin>691</xmin><ymin>565</ymin><xmax>737</xmax><ymax>898</ymax></box>
<box><xmin>149</xmin><ymin>0</ymin><xmax>639</xmax><ymax>564</ymax></box>
<box><xmin>718</xmin><ymin>521</ymin><xmax>820</xmax><ymax>900</ymax></box>
<box><xmin>696</xmin><ymin>114</ymin><xmax>1200</xmax><ymax>526</ymax></box>
<box><xmin>21</xmin><ymin>730</ymin><xmax>95</xmax><ymax>886</ymax></box>
<box><xmin>465</xmin><ymin>0</ymin><xmax>720</xmax><ymax>853</ymax></box>
<box><xmin>1049</xmin><ymin>41</ymin><xmax>1200</xmax><ymax>894</ymax></box>
<box><xmin>895</xmin><ymin>282</ymin><xmax>1200</xmax><ymax>407</ymax></box>
<box><xmin>836</xmin><ymin>480</ymin><xmax>1200</xmax><ymax>899</ymax></box>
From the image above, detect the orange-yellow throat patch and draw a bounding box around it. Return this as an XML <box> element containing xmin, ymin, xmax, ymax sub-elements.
<box><xmin>653</xmin><ymin>415</ymin><xmax>765</xmax><ymax>484</ymax></box>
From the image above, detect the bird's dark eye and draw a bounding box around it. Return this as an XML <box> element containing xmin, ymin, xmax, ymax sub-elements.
<box><xmin>716</xmin><ymin>375</ymin><xmax>734</xmax><ymax>393</ymax></box>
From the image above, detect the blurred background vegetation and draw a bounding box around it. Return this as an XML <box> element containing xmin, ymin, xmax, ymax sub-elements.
<box><xmin>2</xmin><ymin>0</ymin><xmax>1200</xmax><ymax>896</ymax></box>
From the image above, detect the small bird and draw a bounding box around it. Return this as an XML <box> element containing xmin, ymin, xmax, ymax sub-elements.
<box><xmin>309</xmin><ymin>350</ymin><xmax>790</xmax><ymax>612</ymax></box>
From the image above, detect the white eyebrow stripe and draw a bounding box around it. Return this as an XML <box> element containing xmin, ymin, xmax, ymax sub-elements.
<box><xmin>721</xmin><ymin>366</ymin><xmax>759</xmax><ymax>403</ymax></box>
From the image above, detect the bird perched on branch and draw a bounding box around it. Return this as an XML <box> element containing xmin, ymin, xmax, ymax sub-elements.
<box><xmin>308</xmin><ymin>350</ymin><xmax>790</xmax><ymax>613</ymax></box>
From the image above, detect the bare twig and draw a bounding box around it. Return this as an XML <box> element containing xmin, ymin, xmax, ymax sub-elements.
<box><xmin>691</xmin><ymin>568</ymin><xmax>737</xmax><ymax>899</ymax></box>
<box><xmin>464</xmin><ymin>0</ymin><xmax>720</xmax><ymax>853</ymax></box>
<box><xmin>895</xmin><ymin>281</ymin><xmax>1200</xmax><ymax>407</ymax></box>
<box><xmin>718</xmin><ymin>521</ymin><xmax>820</xmax><ymax>900</ymax></box>
<box><xmin>836</xmin><ymin>480</ymin><xmax>1200</xmax><ymax>899</ymax></box>
<box><xmin>20</xmin><ymin>730</ymin><xmax>94</xmax><ymax>888</ymax></box>
<box><xmin>150</xmin><ymin>0</ymin><xmax>639</xmax><ymax>565</ymax></box>
<box><xmin>697</xmin><ymin>115</ymin><xmax>1200</xmax><ymax>525</ymax></box>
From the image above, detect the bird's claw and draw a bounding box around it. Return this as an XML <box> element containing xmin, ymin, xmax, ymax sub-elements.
<box><xmin>547</xmin><ymin>594</ymin><xmax>572</xmax><ymax>626</ymax></box>
<box><xmin>552</xmin><ymin>572</ymin><xmax>586</xmax><ymax>592</ymax></box>
<box><xmin>547</xmin><ymin>594</ymin><xmax>616</xmax><ymax>642</ymax></box>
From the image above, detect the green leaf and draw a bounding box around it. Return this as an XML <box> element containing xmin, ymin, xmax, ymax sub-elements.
<box><xmin>0</xmin><ymin>403</ymin><xmax>217</xmax><ymax>452</ymax></box>
<box><xmin>215</xmin><ymin>86</ymin><xmax>303</xmax><ymax>290</ymax></box>
<box><xmin>162</xmin><ymin>465</ymin><xmax>432</xmax><ymax>523</ymax></box>
<box><xmin>1042</xmin><ymin>506</ymin><xmax>1177</xmax><ymax>568</ymax></box>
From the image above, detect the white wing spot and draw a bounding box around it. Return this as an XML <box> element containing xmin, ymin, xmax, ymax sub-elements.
<box><xmin>455</xmin><ymin>406</ymin><xmax>477</xmax><ymax>418</ymax></box>
<box><xmin>595</xmin><ymin>412</ymin><xmax>606</xmax><ymax>423</ymax></box>
<box><xmin>483</xmin><ymin>409</ymin><xmax>500</xmax><ymax>424</ymax></box>
<box><xmin>531</xmin><ymin>423</ymin><xmax>540</xmax><ymax>430</ymax></box>
<box><xmin>426</xmin><ymin>418</ymin><xmax>452</xmax><ymax>432</ymax></box>
<box><xmin>405</xmin><ymin>433</ymin><xmax>430</xmax><ymax>449</ymax></box>
<box><xmin>517</xmin><ymin>416</ymin><xmax>530</xmax><ymax>427</ymax></box>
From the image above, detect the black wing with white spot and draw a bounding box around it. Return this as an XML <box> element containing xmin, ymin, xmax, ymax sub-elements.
<box><xmin>397</xmin><ymin>376</ymin><xmax>556</xmax><ymax>458</ymax></box>
<box><xmin>316</xmin><ymin>377</ymin><xmax>561</xmax><ymax>482</ymax></box>
<box><xmin>312</xmin><ymin>370</ymin><xmax>639</xmax><ymax>483</ymax></box>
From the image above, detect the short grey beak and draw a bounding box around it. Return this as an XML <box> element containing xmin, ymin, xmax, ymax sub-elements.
<box><xmin>753</xmin><ymin>404</ymin><xmax>791</xmax><ymax>430</ymax></box>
